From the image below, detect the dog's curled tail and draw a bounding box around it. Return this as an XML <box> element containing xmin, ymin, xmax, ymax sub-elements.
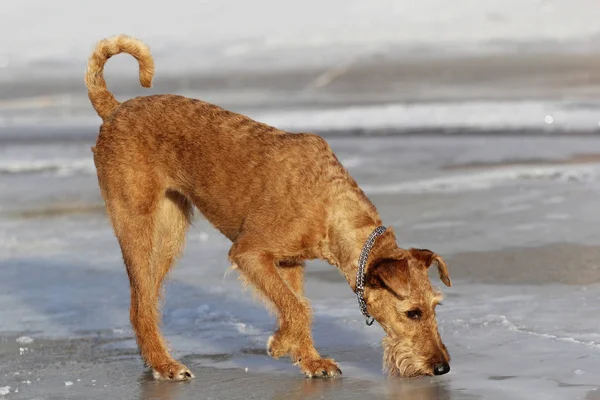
<box><xmin>85</xmin><ymin>34</ymin><xmax>155</xmax><ymax>120</ymax></box>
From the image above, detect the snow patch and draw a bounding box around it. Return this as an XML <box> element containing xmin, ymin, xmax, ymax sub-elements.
<box><xmin>0</xmin><ymin>158</ymin><xmax>95</xmax><ymax>177</ymax></box>
<box><xmin>362</xmin><ymin>164</ymin><xmax>600</xmax><ymax>194</ymax></box>
<box><xmin>256</xmin><ymin>101</ymin><xmax>600</xmax><ymax>133</ymax></box>
<box><xmin>16</xmin><ymin>336</ymin><xmax>33</xmax><ymax>345</ymax></box>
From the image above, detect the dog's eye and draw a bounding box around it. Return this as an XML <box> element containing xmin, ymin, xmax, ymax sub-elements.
<box><xmin>406</xmin><ymin>309</ymin><xmax>422</xmax><ymax>320</ymax></box>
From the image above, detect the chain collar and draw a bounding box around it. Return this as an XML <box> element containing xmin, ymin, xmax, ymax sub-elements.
<box><xmin>355</xmin><ymin>226</ymin><xmax>387</xmax><ymax>326</ymax></box>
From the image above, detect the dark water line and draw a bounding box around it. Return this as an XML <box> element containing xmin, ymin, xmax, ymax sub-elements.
<box><xmin>1</xmin><ymin>125</ymin><xmax>600</xmax><ymax>145</ymax></box>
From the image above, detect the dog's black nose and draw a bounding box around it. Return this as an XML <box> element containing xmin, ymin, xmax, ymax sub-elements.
<box><xmin>433</xmin><ymin>363</ymin><xmax>450</xmax><ymax>376</ymax></box>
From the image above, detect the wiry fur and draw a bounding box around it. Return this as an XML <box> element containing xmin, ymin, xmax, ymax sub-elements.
<box><xmin>85</xmin><ymin>35</ymin><xmax>452</xmax><ymax>381</ymax></box>
<box><xmin>85</xmin><ymin>34</ymin><xmax>154</xmax><ymax>120</ymax></box>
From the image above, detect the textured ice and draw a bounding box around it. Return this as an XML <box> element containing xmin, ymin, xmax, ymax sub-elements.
<box><xmin>361</xmin><ymin>163</ymin><xmax>600</xmax><ymax>194</ymax></box>
<box><xmin>0</xmin><ymin>158</ymin><xmax>94</xmax><ymax>176</ymax></box>
<box><xmin>256</xmin><ymin>101</ymin><xmax>600</xmax><ymax>132</ymax></box>
<box><xmin>3</xmin><ymin>99</ymin><xmax>600</xmax><ymax>136</ymax></box>
<box><xmin>1</xmin><ymin>135</ymin><xmax>600</xmax><ymax>399</ymax></box>
<box><xmin>1</xmin><ymin>16</ymin><xmax>600</xmax><ymax>390</ymax></box>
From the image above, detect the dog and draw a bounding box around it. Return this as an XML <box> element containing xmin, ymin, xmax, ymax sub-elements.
<box><xmin>85</xmin><ymin>35</ymin><xmax>452</xmax><ymax>380</ymax></box>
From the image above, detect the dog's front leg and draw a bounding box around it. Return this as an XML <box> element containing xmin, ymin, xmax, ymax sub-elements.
<box><xmin>268</xmin><ymin>261</ymin><xmax>306</xmax><ymax>358</ymax></box>
<box><xmin>230</xmin><ymin>247</ymin><xmax>341</xmax><ymax>378</ymax></box>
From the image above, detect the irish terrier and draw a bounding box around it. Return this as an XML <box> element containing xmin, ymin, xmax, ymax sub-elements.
<box><xmin>85</xmin><ymin>35</ymin><xmax>452</xmax><ymax>380</ymax></box>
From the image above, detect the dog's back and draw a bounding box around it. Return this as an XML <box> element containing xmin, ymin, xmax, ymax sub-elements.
<box><xmin>94</xmin><ymin>90</ymin><xmax>353</xmax><ymax>241</ymax></box>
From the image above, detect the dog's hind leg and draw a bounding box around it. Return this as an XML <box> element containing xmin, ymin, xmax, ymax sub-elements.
<box><xmin>152</xmin><ymin>190</ymin><xmax>193</xmax><ymax>300</ymax></box>
<box><xmin>101</xmin><ymin>180</ymin><xmax>193</xmax><ymax>381</ymax></box>
<box><xmin>230</xmin><ymin>242</ymin><xmax>340</xmax><ymax>378</ymax></box>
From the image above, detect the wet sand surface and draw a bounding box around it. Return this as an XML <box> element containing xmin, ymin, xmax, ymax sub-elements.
<box><xmin>1</xmin><ymin>335</ymin><xmax>455</xmax><ymax>400</ymax></box>
<box><xmin>310</xmin><ymin>243</ymin><xmax>600</xmax><ymax>285</ymax></box>
<box><xmin>446</xmin><ymin>244</ymin><xmax>600</xmax><ymax>285</ymax></box>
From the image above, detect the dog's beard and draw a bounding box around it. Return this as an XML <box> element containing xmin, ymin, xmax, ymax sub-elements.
<box><xmin>382</xmin><ymin>336</ymin><xmax>430</xmax><ymax>378</ymax></box>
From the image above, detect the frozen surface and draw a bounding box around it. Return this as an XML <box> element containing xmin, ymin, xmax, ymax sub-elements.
<box><xmin>255</xmin><ymin>100</ymin><xmax>600</xmax><ymax>133</ymax></box>
<box><xmin>1</xmin><ymin>2</ymin><xmax>600</xmax><ymax>397</ymax></box>
<box><xmin>1</xmin><ymin>132</ymin><xmax>600</xmax><ymax>399</ymax></box>
<box><xmin>3</xmin><ymin>99</ymin><xmax>600</xmax><ymax>143</ymax></box>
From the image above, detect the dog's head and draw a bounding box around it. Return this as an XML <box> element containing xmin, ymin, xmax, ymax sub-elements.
<box><xmin>364</xmin><ymin>248</ymin><xmax>452</xmax><ymax>378</ymax></box>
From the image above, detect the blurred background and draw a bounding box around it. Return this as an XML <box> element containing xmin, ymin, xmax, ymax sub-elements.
<box><xmin>1</xmin><ymin>1</ymin><xmax>600</xmax><ymax>399</ymax></box>
<box><xmin>3</xmin><ymin>0</ymin><xmax>600</xmax><ymax>129</ymax></box>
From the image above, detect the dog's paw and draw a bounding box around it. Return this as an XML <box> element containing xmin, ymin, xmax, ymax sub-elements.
<box><xmin>152</xmin><ymin>361</ymin><xmax>195</xmax><ymax>381</ymax></box>
<box><xmin>298</xmin><ymin>358</ymin><xmax>342</xmax><ymax>378</ymax></box>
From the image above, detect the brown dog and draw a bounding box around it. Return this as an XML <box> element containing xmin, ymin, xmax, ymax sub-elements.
<box><xmin>85</xmin><ymin>35</ymin><xmax>452</xmax><ymax>380</ymax></box>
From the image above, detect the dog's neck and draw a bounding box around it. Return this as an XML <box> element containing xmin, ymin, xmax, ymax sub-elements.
<box><xmin>328</xmin><ymin>224</ymin><xmax>404</xmax><ymax>291</ymax></box>
<box><xmin>323</xmin><ymin>188</ymin><xmax>405</xmax><ymax>291</ymax></box>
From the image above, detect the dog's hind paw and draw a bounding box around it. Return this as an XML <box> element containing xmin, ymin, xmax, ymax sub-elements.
<box><xmin>267</xmin><ymin>333</ymin><xmax>293</xmax><ymax>358</ymax></box>
<box><xmin>152</xmin><ymin>362</ymin><xmax>195</xmax><ymax>381</ymax></box>
<box><xmin>298</xmin><ymin>358</ymin><xmax>342</xmax><ymax>378</ymax></box>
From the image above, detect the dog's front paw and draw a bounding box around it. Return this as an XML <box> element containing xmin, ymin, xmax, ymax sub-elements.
<box><xmin>298</xmin><ymin>358</ymin><xmax>342</xmax><ymax>378</ymax></box>
<box><xmin>152</xmin><ymin>361</ymin><xmax>195</xmax><ymax>381</ymax></box>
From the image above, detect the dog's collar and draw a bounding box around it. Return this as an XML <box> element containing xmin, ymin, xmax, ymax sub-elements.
<box><xmin>356</xmin><ymin>226</ymin><xmax>387</xmax><ymax>326</ymax></box>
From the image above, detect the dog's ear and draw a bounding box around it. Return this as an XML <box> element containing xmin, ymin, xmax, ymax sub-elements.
<box><xmin>409</xmin><ymin>248</ymin><xmax>452</xmax><ymax>287</ymax></box>
<box><xmin>366</xmin><ymin>258</ymin><xmax>410</xmax><ymax>297</ymax></box>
